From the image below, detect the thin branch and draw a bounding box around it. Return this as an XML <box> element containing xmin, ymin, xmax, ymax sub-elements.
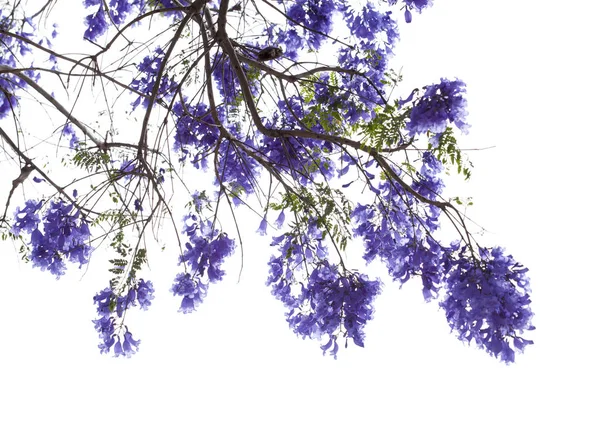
<box><xmin>0</xmin><ymin>64</ymin><xmax>105</xmax><ymax>148</ymax></box>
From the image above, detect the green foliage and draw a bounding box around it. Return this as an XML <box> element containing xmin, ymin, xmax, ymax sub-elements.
<box><xmin>449</xmin><ymin>196</ymin><xmax>473</xmax><ymax>206</ymax></box>
<box><xmin>360</xmin><ymin>104</ymin><xmax>407</xmax><ymax>151</ymax></box>
<box><xmin>299</xmin><ymin>73</ymin><xmax>356</xmax><ymax>137</ymax></box>
<box><xmin>108</xmin><ymin>257</ymin><xmax>128</xmax><ymax>276</ymax></box>
<box><xmin>0</xmin><ymin>228</ymin><xmax>31</xmax><ymax>262</ymax></box>
<box><xmin>129</xmin><ymin>248</ymin><xmax>148</xmax><ymax>282</ymax></box>
<box><xmin>71</xmin><ymin>149</ymin><xmax>110</xmax><ymax>173</ymax></box>
<box><xmin>302</xmin><ymin>103</ymin><xmax>345</xmax><ymax>135</ymax></box>
<box><xmin>186</xmin><ymin>190</ymin><xmax>210</xmax><ymax>213</ymax></box>
<box><xmin>272</xmin><ymin>183</ymin><xmax>353</xmax><ymax>252</ymax></box>
<box><xmin>299</xmin><ymin>75</ymin><xmax>318</xmax><ymax>104</ymax></box>
<box><xmin>245</xmin><ymin>65</ymin><xmax>261</xmax><ymax>88</ymax></box>
<box><xmin>364</xmin><ymin>48</ymin><xmax>384</xmax><ymax>71</ymax></box>
<box><xmin>429</xmin><ymin>127</ymin><xmax>473</xmax><ymax>180</ymax></box>
<box><xmin>381</xmin><ymin>68</ymin><xmax>403</xmax><ymax>87</ymax></box>
<box><xmin>227</xmin><ymin>181</ymin><xmax>246</xmax><ymax>201</ymax></box>
<box><xmin>109</xmin><ymin>230</ymin><xmax>130</xmax><ymax>258</ymax></box>
<box><xmin>108</xmin><ymin>228</ymin><xmax>147</xmax><ymax>293</ymax></box>
<box><xmin>93</xmin><ymin>209</ymin><xmax>131</xmax><ymax>228</ymax></box>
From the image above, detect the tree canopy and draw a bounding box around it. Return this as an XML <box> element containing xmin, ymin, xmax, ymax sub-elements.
<box><xmin>0</xmin><ymin>0</ymin><xmax>534</xmax><ymax>362</ymax></box>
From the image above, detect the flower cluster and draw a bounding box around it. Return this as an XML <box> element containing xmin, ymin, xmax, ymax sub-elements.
<box><xmin>13</xmin><ymin>199</ymin><xmax>91</xmax><ymax>278</ymax></box>
<box><xmin>323</xmin><ymin>4</ymin><xmax>400</xmax><ymax>120</ymax></box>
<box><xmin>440</xmin><ymin>247</ymin><xmax>534</xmax><ymax>363</ymax></box>
<box><xmin>352</xmin><ymin>161</ymin><xmax>534</xmax><ymax>361</ymax></box>
<box><xmin>130</xmin><ymin>48</ymin><xmax>178</xmax><ymax>109</ymax></box>
<box><xmin>0</xmin><ymin>0</ymin><xmax>535</xmax><ymax>363</ymax></box>
<box><xmin>273</xmin><ymin>0</ymin><xmax>337</xmax><ymax>59</ymax></box>
<box><xmin>346</xmin><ymin>3</ymin><xmax>399</xmax><ymax>44</ymax></box>
<box><xmin>172</xmin><ymin>206</ymin><xmax>236</xmax><ymax>313</ymax></box>
<box><xmin>173</xmin><ymin>100</ymin><xmax>259</xmax><ymax>200</ymax></box>
<box><xmin>62</xmin><ymin>124</ymin><xmax>80</xmax><ymax>149</ymax></box>
<box><xmin>215</xmin><ymin>138</ymin><xmax>261</xmax><ymax>204</ymax></box>
<box><xmin>353</xmin><ymin>200</ymin><xmax>445</xmax><ymax>300</ymax></box>
<box><xmin>411</xmin><ymin>151</ymin><xmax>445</xmax><ymax>201</ymax></box>
<box><xmin>12</xmin><ymin>199</ymin><xmax>43</xmax><ymax>235</ymax></box>
<box><xmin>353</xmin><ymin>156</ymin><xmax>447</xmax><ymax>299</ymax></box>
<box><xmin>405</xmin><ymin>78</ymin><xmax>469</xmax><ymax>136</ymax></box>
<box><xmin>294</xmin><ymin>263</ymin><xmax>382</xmax><ymax>352</ymax></box>
<box><xmin>212</xmin><ymin>52</ymin><xmax>260</xmax><ymax>106</ymax></box>
<box><xmin>267</xmin><ymin>222</ymin><xmax>382</xmax><ymax>357</ymax></box>
<box><xmin>83</xmin><ymin>0</ymin><xmax>182</xmax><ymax>41</ymax></box>
<box><xmin>0</xmin><ymin>11</ymin><xmax>39</xmax><ymax>119</ymax></box>
<box><xmin>92</xmin><ymin>279</ymin><xmax>155</xmax><ymax>356</ymax></box>
<box><xmin>259</xmin><ymin>97</ymin><xmax>336</xmax><ymax>185</ymax></box>
<box><xmin>173</xmin><ymin>101</ymin><xmax>220</xmax><ymax>168</ymax></box>
<box><xmin>83</xmin><ymin>2</ymin><xmax>108</xmax><ymax>41</ymax></box>
<box><xmin>388</xmin><ymin>0</ymin><xmax>433</xmax><ymax>16</ymax></box>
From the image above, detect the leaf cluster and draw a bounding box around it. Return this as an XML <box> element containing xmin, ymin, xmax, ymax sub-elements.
<box><xmin>430</xmin><ymin>127</ymin><xmax>473</xmax><ymax>180</ymax></box>
<box><xmin>71</xmin><ymin>149</ymin><xmax>110</xmax><ymax>173</ymax></box>
<box><xmin>274</xmin><ymin>183</ymin><xmax>353</xmax><ymax>252</ymax></box>
<box><xmin>108</xmin><ymin>230</ymin><xmax>147</xmax><ymax>292</ymax></box>
<box><xmin>360</xmin><ymin>104</ymin><xmax>407</xmax><ymax>151</ymax></box>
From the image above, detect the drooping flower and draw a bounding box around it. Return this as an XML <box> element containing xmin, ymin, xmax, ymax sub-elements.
<box><xmin>411</xmin><ymin>151</ymin><xmax>445</xmax><ymax>201</ymax></box>
<box><xmin>257</xmin><ymin>217</ymin><xmax>268</xmax><ymax>235</ymax></box>
<box><xmin>93</xmin><ymin>315</ymin><xmax>116</xmax><ymax>354</ymax></box>
<box><xmin>352</xmin><ymin>165</ymin><xmax>446</xmax><ymax>298</ymax></box>
<box><xmin>179</xmin><ymin>214</ymin><xmax>236</xmax><ymax>279</ymax></box>
<box><xmin>83</xmin><ymin>0</ymin><xmax>147</xmax><ymax>40</ymax></box>
<box><xmin>275</xmin><ymin>210</ymin><xmax>285</xmax><ymax>229</ymax></box>
<box><xmin>120</xmin><ymin>330</ymin><xmax>140</xmax><ymax>357</ymax></box>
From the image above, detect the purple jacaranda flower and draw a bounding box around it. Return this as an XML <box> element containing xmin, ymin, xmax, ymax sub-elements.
<box><xmin>12</xmin><ymin>199</ymin><xmax>42</xmax><ymax>235</ymax></box>
<box><xmin>275</xmin><ymin>211</ymin><xmax>285</xmax><ymax>229</ymax></box>
<box><xmin>62</xmin><ymin>124</ymin><xmax>79</xmax><ymax>149</ymax></box>
<box><xmin>258</xmin><ymin>217</ymin><xmax>268</xmax><ymax>235</ymax></box>
<box><xmin>267</xmin><ymin>221</ymin><xmax>382</xmax><ymax>357</ymax></box>
<box><xmin>136</xmin><ymin>279</ymin><xmax>155</xmax><ymax>310</ymax></box>
<box><xmin>84</xmin><ymin>5</ymin><xmax>108</xmax><ymax>41</ymax></box>
<box><xmin>403</xmin><ymin>0</ymin><xmax>433</xmax><ymax>11</ymax></box>
<box><xmin>113</xmin><ymin>338</ymin><xmax>124</xmax><ymax>357</ymax></box>
<box><xmin>130</xmin><ymin>48</ymin><xmax>177</xmax><ymax>109</ymax></box>
<box><xmin>25</xmin><ymin>199</ymin><xmax>91</xmax><ymax>277</ymax></box>
<box><xmin>440</xmin><ymin>246</ymin><xmax>534</xmax><ymax>363</ymax></box>
<box><xmin>92</xmin><ymin>281</ymin><xmax>151</xmax><ymax>357</ymax></box>
<box><xmin>171</xmin><ymin>272</ymin><xmax>209</xmax><ymax>314</ymax></box>
<box><xmin>406</xmin><ymin>79</ymin><xmax>469</xmax><ymax>136</ymax></box>
<box><xmin>177</xmin><ymin>209</ymin><xmax>235</xmax><ymax>287</ymax></box>
<box><xmin>121</xmin><ymin>331</ymin><xmax>140</xmax><ymax>357</ymax></box>
<box><xmin>179</xmin><ymin>296</ymin><xmax>196</xmax><ymax>314</ymax></box>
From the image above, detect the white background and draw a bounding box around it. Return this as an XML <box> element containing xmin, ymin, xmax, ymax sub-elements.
<box><xmin>1</xmin><ymin>0</ymin><xmax>599</xmax><ymax>423</ymax></box>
